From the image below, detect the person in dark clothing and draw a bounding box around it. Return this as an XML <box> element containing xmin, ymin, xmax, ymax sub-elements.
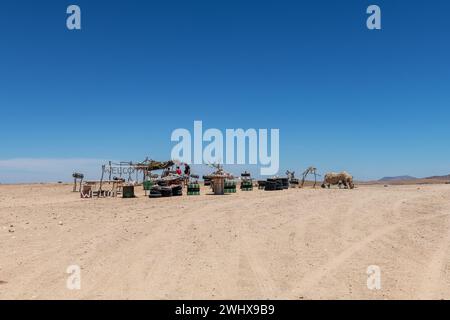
<box><xmin>184</xmin><ymin>163</ymin><xmax>191</xmax><ymax>176</ymax></box>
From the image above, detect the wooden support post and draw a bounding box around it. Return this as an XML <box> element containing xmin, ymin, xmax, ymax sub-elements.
<box><xmin>301</xmin><ymin>173</ymin><xmax>306</xmax><ymax>188</ymax></box>
<box><xmin>98</xmin><ymin>165</ymin><xmax>105</xmax><ymax>198</ymax></box>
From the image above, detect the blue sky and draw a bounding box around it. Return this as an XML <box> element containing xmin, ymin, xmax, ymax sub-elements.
<box><xmin>1</xmin><ymin>0</ymin><xmax>450</xmax><ymax>182</ymax></box>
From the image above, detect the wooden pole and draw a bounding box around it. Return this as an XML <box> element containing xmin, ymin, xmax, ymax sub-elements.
<box><xmin>313</xmin><ymin>171</ymin><xmax>317</xmax><ymax>188</ymax></box>
<box><xmin>98</xmin><ymin>165</ymin><xmax>105</xmax><ymax>198</ymax></box>
<box><xmin>301</xmin><ymin>172</ymin><xmax>306</xmax><ymax>188</ymax></box>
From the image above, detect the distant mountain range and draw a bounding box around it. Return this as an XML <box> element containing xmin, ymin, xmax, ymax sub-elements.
<box><xmin>423</xmin><ymin>174</ymin><xmax>450</xmax><ymax>180</ymax></box>
<box><xmin>379</xmin><ymin>175</ymin><xmax>417</xmax><ymax>181</ymax></box>
<box><xmin>378</xmin><ymin>174</ymin><xmax>450</xmax><ymax>181</ymax></box>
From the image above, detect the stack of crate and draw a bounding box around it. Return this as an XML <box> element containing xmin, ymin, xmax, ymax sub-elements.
<box><xmin>224</xmin><ymin>180</ymin><xmax>236</xmax><ymax>193</ymax></box>
<box><xmin>187</xmin><ymin>183</ymin><xmax>200</xmax><ymax>195</ymax></box>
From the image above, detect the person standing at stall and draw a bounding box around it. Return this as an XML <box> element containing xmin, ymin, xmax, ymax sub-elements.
<box><xmin>184</xmin><ymin>163</ymin><xmax>191</xmax><ymax>177</ymax></box>
<box><xmin>183</xmin><ymin>163</ymin><xmax>191</xmax><ymax>186</ymax></box>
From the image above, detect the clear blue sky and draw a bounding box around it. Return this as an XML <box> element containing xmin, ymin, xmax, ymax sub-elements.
<box><xmin>1</xmin><ymin>0</ymin><xmax>450</xmax><ymax>182</ymax></box>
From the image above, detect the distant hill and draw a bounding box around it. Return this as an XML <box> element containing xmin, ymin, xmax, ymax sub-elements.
<box><xmin>424</xmin><ymin>174</ymin><xmax>450</xmax><ymax>180</ymax></box>
<box><xmin>374</xmin><ymin>174</ymin><xmax>450</xmax><ymax>185</ymax></box>
<box><xmin>379</xmin><ymin>175</ymin><xmax>417</xmax><ymax>182</ymax></box>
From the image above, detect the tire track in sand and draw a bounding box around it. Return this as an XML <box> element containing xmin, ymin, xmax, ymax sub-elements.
<box><xmin>292</xmin><ymin>197</ymin><xmax>450</xmax><ymax>296</ymax></box>
<box><xmin>238</xmin><ymin>203</ymin><xmax>277</xmax><ymax>299</ymax></box>
<box><xmin>417</xmin><ymin>214</ymin><xmax>450</xmax><ymax>299</ymax></box>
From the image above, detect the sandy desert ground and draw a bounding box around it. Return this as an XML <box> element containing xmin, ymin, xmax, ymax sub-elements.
<box><xmin>1</xmin><ymin>183</ymin><xmax>450</xmax><ymax>300</ymax></box>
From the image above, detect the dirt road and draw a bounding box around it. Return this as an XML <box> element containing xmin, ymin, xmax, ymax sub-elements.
<box><xmin>1</xmin><ymin>183</ymin><xmax>450</xmax><ymax>299</ymax></box>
